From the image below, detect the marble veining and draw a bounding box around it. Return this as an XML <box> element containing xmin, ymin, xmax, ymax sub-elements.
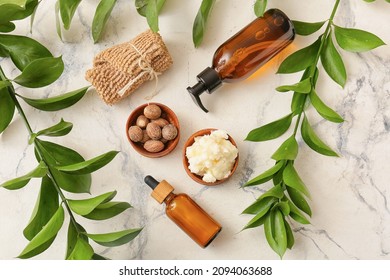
<box><xmin>1</xmin><ymin>0</ymin><xmax>390</xmax><ymax>260</ymax></box>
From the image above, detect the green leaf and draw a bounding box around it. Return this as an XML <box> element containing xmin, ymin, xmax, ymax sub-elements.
<box><xmin>20</xmin><ymin>86</ymin><xmax>88</xmax><ymax>111</ymax></box>
<box><xmin>35</xmin><ymin>140</ymin><xmax>91</xmax><ymax>193</ymax></box>
<box><xmin>254</xmin><ymin>0</ymin><xmax>267</xmax><ymax>17</ymax></box>
<box><xmin>23</xmin><ymin>176</ymin><xmax>59</xmax><ymax>240</ymax></box>
<box><xmin>29</xmin><ymin>0</ymin><xmax>39</xmax><ymax>33</ymax></box>
<box><xmin>283</xmin><ymin>161</ymin><xmax>310</xmax><ymax>198</ymax></box>
<box><xmin>21</xmin><ymin>199</ymin><xmax>59</xmax><ymax>258</ymax></box>
<box><xmin>18</xmin><ymin>205</ymin><xmax>64</xmax><ymax>259</ymax></box>
<box><xmin>301</xmin><ymin>115</ymin><xmax>339</xmax><ymax>157</ymax></box>
<box><xmin>0</xmin><ymin>88</ymin><xmax>15</xmax><ymax>134</ymax></box>
<box><xmin>67</xmin><ymin>191</ymin><xmax>117</xmax><ymax>216</ymax></box>
<box><xmin>193</xmin><ymin>0</ymin><xmax>215</xmax><ymax>48</ymax></box>
<box><xmin>0</xmin><ymin>44</ymin><xmax>7</xmax><ymax>57</ymax></box>
<box><xmin>272</xmin><ymin>166</ymin><xmax>284</xmax><ymax>185</ymax></box>
<box><xmin>67</xmin><ymin>237</ymin><xmax>94</xmax><ymax>260</ymax></box>
<box><xmin>0</xmin><ymin>22</ymin><xmax>15</xmax><ymax>32</ymax></box>
<box><xmin>291</xmin><ymin>91</ymin><xmax>307</xmax><ymax>115</ymax></box>
<box><xmin>273</xmin><ymin>201</ymin><xmax>290</xmax><ymax>216</ymax></box>
<box><xmin>333</xmin><ymin>25</ymin><xmax>386</xmax><ymax>52</ymax></box>
<box><xmin>55</xmin><ymin>0</ymin><xmax>62</xmax><ymax>41</ymax></box>
<box><xmin>242</xmin><ymin>201</ymin><xmax>274</xmax><ymax>230</ymax></box>
<box><xmin>66</xmin><ymin>222</ymin><xmax>88</xmax><ymax>259</ymax></box>
<box><xmin>0</xmin><ymin>44</ymin><xmax>6</xmax><ymax>57</ymax></box>
<box><xmin>0</xmin><ymin>80</ymin><xmax>10</xmax><ymax>90</ymax></box>
<box><xmin>87</xmin><ymin>228</ymin><xmax>142</xmax><ymax>247</ymax></box>
<box><xmin>0</xmin><ymin>0</ymin><xmax>27</xmax><ymax>6</ymax></box>
<box><xmin>242</xmin><ymin>214</ymin><xmax>267</xmax><ymax>230</ymax></box>
<box><xmin>271</xmin><ymin>136</ymin><xmax>298</xmax><ymax>161</ymax></box>
<box><xmin>246</xmin><ymin>113</ymin><xmax>293</xmax><ymax>142</ymax></box>
<box><xmin>287</xmin><ymin>186</ymin><xmax>312</xmax><ymax>216</ymax></box>
<box><xmin>14</xmin><ymin>56</ymin><xmax>64</xmax><ymax>88</ymax></box>
<box><xmin>292</xmin><ymin>20</ymin><xmax>326</xmax><ymax>36</ymax></box>
<box><xmin>36</xmin><ymin>118</ymin><xmax>73</xmax><ymax>137</ymax></box>
<box><xmin>35</xmin><ymin>140</ymin><xmax>83</xmax><ymax>165</ymax></box>
<box><xmin>135</xmin><ymin>0</ymin><xmax>165</xmax><ymax>17</ymax></box>
<box><xmin>291</xmin><ymin>67</ymin><xmax>318</xmax><ymax>114</ymax></box>
<box><xmin>0</xmin><ymin>0</ymin><xmax>38</xmax><ymax>24</ymax></box>
<box><xmin>264</xmin><ymin>211</ymin><xmax>286</xmax><ymax>258</ymax></box>
<box><xmin>135</xmin><ymin>0</ymin><xmax>147</xmax><ymax>16</ymax></box>
<box><xmin>145</xmin><ymin>0</ymin><xmax>159</xmax><ymax>32</ymax></box>
<box><xmin>286</xmin><ymin>198</ymin><xmax>310</xmax><ymax>224</ymax></box>
<box><xmin>264</xmin><ymin>213</ymin><xmax>278</xmax><ymax>255</ymax></box>
<box><xmin>321</xmin><ymin>33</ymin><xmax>346</xmax><ymax>87</ymax></box>
<box><xmin>30</xmin><ymin>118</ymin><xmax>73</xmax><ymax>144</ymax></box>
<box><xmin>92</xmin><ymin>254</ymin><xmax>109</xmax><ymax>260</ymax></box>
<box><xmin>242</xmin><ymin>196</ymin><xmax>277</xmax><ymax>215</ymax></box>
<box><xmin>1</xmin><ymin>161</ymin><xmax>47</xmax><ymax>190</ymax></box>
<box><xmin>284</xmin><ymin>219</ymin><xmax>294</xmax><ymax>249</ymax></box>
<box><xmin>56</xmin><ymin>151</ymin><xmax>119</xmax><ymax>175</ymax></box>
<box><xmin>0</xmin><ymin>34</ymin><xmax>52</xmax><ymax>71</ymax></box>
<box><xmin>276</xmin><ymin>78</ymin><xmax>312</xmax><ymax>94</ymax></box>
<box><xmin>84</xmin><ymin>201</ymin><xmax>131</xmax><ymax>220</ymax></box>
<box><xmin>59</xmin><ymin>0</ymin><xmax>81</xmax><ymax>30</ymax></box>
<box><xmin>19</xmin><ymin>237</ymin><xmax>56</xmax><ymax>259</ymax></box>
<box><xmin>310</xmin><ymin>89</ymin><xmax>344</xmax><ymax>123</ymax></box>
<box><xmin>258</xmin><ymin>184</ymin><xmax>284</xmax><ymax>200</ymax></box>
<box><xmin>65</xmin><ymin>222</ymin><xmax>78</xmax><ymax>259</ymax></box>
<box><xmin>244</xmin><ymin>160</ymin><xmax>285</xmax><ymax>187</ymax></box>
<box><xmin>92</xmin><ymin>0</ymin><xmax>117</xmax><ymax>43</ymax></box>
<box><xmin>277</xmin><ymin>38</ymin><xmax>321</xmax><ymax>74</ymax></box>
<box><xmin>273</xmin><ymin>209</ymin><xmax>287</xmax><ymax>258</ymax></box>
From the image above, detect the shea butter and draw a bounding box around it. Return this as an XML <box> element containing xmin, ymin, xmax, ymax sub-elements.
<box><xmin>185</xmin><ymin>130</ymin><xmax>238</xmax><ymax>183</ymax></box>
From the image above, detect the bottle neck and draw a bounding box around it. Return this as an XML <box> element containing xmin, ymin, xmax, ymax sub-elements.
<box><xmin>164</xmin><ymin>192</ymin><xmax>176</xmax><ymax>204</ymax></box>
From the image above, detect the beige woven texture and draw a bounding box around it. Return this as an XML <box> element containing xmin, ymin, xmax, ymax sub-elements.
<box><xmin>85</xmin><ymin>30</ymin><xmax>173</xmax><ymax>105</ymax></box>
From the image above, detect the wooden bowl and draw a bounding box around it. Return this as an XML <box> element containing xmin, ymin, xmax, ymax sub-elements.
<box><xmin>126</xmin><ymin>103</ymin><xmax>180</xmax><ymax>158</ymax></box>
<box><xmin>183</xmin><ymin>128</ymin><xmax>239</xmax><ymax>186</ymax></box>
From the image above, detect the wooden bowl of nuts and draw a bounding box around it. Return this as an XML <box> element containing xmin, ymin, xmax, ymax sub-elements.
<box><xmin>183</xmin><ymin>128</ymin><xmax>239</xmax><ymax>186</ymax></box>
<box><xmin>126</xmin><ymin>103</ymin><xmax>180</xmax><ymax>158</ymax></box>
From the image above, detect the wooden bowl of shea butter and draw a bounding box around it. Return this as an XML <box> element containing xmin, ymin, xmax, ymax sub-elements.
<box><xmin>183</xmin><ymin>128</ymin><xmax>239</xmax><ymax>186</ymax></box>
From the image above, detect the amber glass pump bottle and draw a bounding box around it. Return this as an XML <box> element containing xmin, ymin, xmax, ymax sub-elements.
<box><xmin>144</xmin><ymin>175</ymin><xmax>222</xmax><ymax>248</ymax></box>
<box><xmin>187</xmin><ymin>8</ymin><xmax>295</xmax><ymax>112</ymax></box>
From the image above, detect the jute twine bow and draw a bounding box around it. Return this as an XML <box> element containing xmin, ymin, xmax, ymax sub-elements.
<box><xmin>117</xmin><ymin>43</ymin><xmax>161</xmax><ymax>100</ymax></box>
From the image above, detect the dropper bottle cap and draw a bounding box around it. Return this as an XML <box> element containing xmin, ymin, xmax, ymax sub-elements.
<box><xmin>144</xmin><ymin>175</ymin><xmax>174</xmax><ymax>204</ymax></box>
<box><xmin>186</xmin><ymin>67</ymin><xmax>222</xmax><ymax>113</ymax></box>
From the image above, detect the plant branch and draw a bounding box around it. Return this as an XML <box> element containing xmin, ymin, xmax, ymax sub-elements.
<box><xmin>292</xmin><ymin>0</ymin><xmax>341</xmax><ymax>137</ymax></box>
<box><xmin>0</xmin><ymin>67</ymin><xmax>33</xmax><ymax>134</ymax></box>
<box><xmin>0</xmin><ymin>64</ymin><xmax>81</xmax><ymax>234</ymax></box>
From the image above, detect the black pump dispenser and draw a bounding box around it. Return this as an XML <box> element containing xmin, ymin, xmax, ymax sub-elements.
<box><xmin>187</xmin><ymin>67</ymin><xmax>223</xmax><ymax>113</ymax></box>
<box><xmin>186</xmin><ymin>9</ymin><xmax>295</xmax><ymax>113</ymax></box>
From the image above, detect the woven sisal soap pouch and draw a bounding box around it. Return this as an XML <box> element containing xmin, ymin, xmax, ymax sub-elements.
<box><xmin>85</xmin><ymin>30</ymin><xmax>173</xmax><ymax>105</ymax></box>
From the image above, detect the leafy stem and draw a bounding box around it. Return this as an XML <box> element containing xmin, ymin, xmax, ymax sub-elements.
<box><xmin>292</xmin><ymin>0</ymin><xmax>341</xmax><ymax>137</ymax></box>
<box><xmin>243</xmin><ymin>0</ymin><xmax>385</xmax><ymax>258</ymax></box>
<box><xmin>35</xmin><ymin>143</ymin><xmax>81</xmax><ymax>233</ymax></box>
<box><xmin>0</xmin><ymin>28</ymin><xmax>141</xmax><ymax>258</ymax></box>
<box><xmin>0</xmin><ymin>65</ymin><xmax>81</xmax><ymax>235</ymax></box>
<box><xmin>310</xmin><ymin>0</ymin><xmax>340</xmax><ymax>78</ymax></box>
<box><xmin>0</xmin><ymin>67</ymin><xmax>33</xmax><ymax>134</ymax></box>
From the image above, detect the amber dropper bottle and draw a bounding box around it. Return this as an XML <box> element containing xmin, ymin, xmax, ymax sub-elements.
<box><xmin>187</xmin><ymin>8</ymin><xmax>295</xmax><ymax>112</ymax></box>
<box><xmin>144</xmin><ymin>175</ymin><xmax>222</xmax><ymax>248</ymax></box>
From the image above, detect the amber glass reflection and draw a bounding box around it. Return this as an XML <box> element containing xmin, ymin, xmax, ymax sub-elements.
<box><xmin>165</xmin><ymin>193</ymin><xmax>222</xmax><ymax>248</ymax></box>
<box><xmin>213</xmin><ymin>9</ymin><xmax>295</xmax><ymax>82</ymax></box>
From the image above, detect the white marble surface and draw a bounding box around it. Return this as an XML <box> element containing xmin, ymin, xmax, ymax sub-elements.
<box><xmin>1</xmin><ymin>0</ymin><xmax>390</xmax><ymax>260</ymax></box>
